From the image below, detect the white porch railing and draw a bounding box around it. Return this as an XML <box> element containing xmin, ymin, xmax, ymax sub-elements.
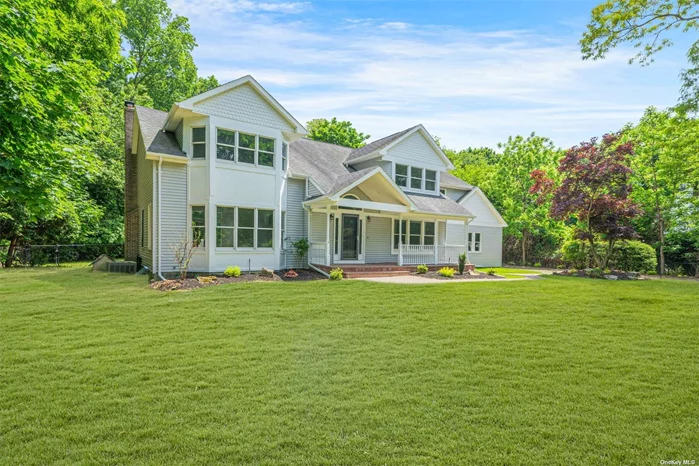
<box><xmin>401</xmin><ymin>245</ymin><xmax>465</xmax><ymax>265</ymax></box>
<box><xmin>309</xmin><ymin>242</ymin><xmax>328</xmax><ymax>266</ymax></box>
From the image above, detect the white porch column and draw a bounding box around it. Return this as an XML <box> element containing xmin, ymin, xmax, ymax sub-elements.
<box><xmin>307</xmin><ymin>208</ymin><xmax>312</xmax><ymax>266</ymax></box>
<box><xmin>398</xmin><ymin>215</ymin><xmax>403</xmax><ymax>266</ymax></box>
<box><xmin>433</xmin><ymin>219</ymin><xmax>439</xmax><ymax>265</ymax></box>
<box><xmin>464</xmin><ymin>220</ymin><xmax>470</xmax><ymax>263</ymax></box>
<box><xmin>325</xmin><ymin>208</ymin><xmax>330</xmax><ymax>266</ymax></box>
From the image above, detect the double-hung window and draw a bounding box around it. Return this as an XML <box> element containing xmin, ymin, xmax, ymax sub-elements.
<box><xmin>238</xmin><ymin>133</ymin><xmax>256</xmax><ymax>165</ymax></box>
<box><xmin>233</xmin><ymin>207</ymin><xmax>275</xmax><ymax>249</ymax></box>
<box><xmin>216</xmin><ymin>207</ymin><xmax>235</xmax><ymax>247</ymax></box>
<box><xmin>257</xmin><ymin>209</ymin><xmax>274</xmax><ymax>247</ymax></box>
<box><xmin>192</xmin><ymin>128</ymin><xmax>206</xmax><ymax>159</ymax></box>
<box><xmin>282</xmin><ymin>142</ymin><xmax>288</xmax><ymax>171</ymax></box>
<box><xmin>409</xmin><ymin>221</ymin><xmax>422</xmax><ymax>245</ymax></box>
<box><xmin>468</xmin><ymin>232</ymin><xmax>482</xmax><ymax>252</ymax></box>
<box><xmin>425</xmin><ymin>170</ymin><xmax>437</xmax><ymax>192</ymax></box>
<box><xmin>395</xmin><ymin>164</ymin><xmax>408</xmax><ymax>187</ymax></box>
<box><xmin>191</xmin><ymin>206</ymin><xmax>206</xmax><ymax>247</ymax></box>
<box><xmin>216</xmin><ymin>129</ymin><xmax>236</xmax><ymax>161</ymax></box>
<box><xmin>423</xmin><ymin>222</ymin><xmax>435</xmax><ymax>245</ymax></box>
<box><xmin>410</xmin><ymin>167</ymin><xmax>423</xmax><ymax>189</ymax></box>
<box><xmin>258</xmin><ymin>137</ymin><xmax>275</xmax><ymax>167</ymax></box>
<box><xmin>393</xmin><ymin>220</ymin><xmax>407</xmax><ymax>250</ymax></box>
<box><xmin>237</xmin><ymin>208</ymin><xmax>255</xmax><ymax>247</ymax></box>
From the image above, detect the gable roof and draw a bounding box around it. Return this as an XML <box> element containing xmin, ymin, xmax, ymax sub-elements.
<box><xmin>408</xmin><ymin>193</ymin><xmax>473</xmax><ymax>217</ymax></box>
<box><xmin>164</xmin><ymin>75</ymin><xmax>306</xmax><ymax>134</ymax></box>
<box><xmin>288</xmin><ymin>138</ymin><xmax>353</xmax><ymax>192</ymax></box>
<box><xmin>440</xmin><ymin>171</ymin><xmax>473</xmax><ymax>190</ymax></box>
<box><xmin>459</xmin><ymin>187</ymin><xmax>507</xmax><ymax>226</ymax></box>
<box><xmin>344</xmin><ymin>124</ymin><xmax>454</xmax><ymax>169</ymax></box>
<box><xmin>135</xmin><ymin>106</ymin><xmax>184</xmax><ymax>157</ymax></box>
<box><xmin>344</xmin><ymin>126</ymin><xmax>418</xmax><ymax>163</ymax></box>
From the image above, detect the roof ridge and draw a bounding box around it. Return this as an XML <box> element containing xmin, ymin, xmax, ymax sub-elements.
<box><xmin>300</xmin><ymin>138</ymin><xmax>354</xmax><ymax>150</ymax></box>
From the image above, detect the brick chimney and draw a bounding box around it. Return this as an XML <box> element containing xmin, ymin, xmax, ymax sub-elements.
<box><xmin>124</xmin><ymin>101</ymin><xmax>138</xmax><ymax>261</ymax></box>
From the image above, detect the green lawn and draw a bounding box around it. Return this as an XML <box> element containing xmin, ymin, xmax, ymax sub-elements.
<box><xmin>475</xmin><ymin>267</ymin><xmax>546</xmax><ymax>278</ymax></box>
<box><xmin>1</xmin><ymin>268</ymin><xmax>698</xmax><ymax>465</ymax></box>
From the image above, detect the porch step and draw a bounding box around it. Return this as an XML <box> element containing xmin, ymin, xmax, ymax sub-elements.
<box><xmin>343</xmin><ymin>270</ymin><xmax>411</xmax><ymax>279</ymax></box>
<box><xmin>311</xmin><ymin>262</ymin><xmax>472</xmax><ymax>279</ymax></box>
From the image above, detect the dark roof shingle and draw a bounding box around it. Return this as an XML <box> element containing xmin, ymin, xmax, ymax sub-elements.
<box><xmin>136</xmin><ymin>106</ymin><xmax>184</xmax><ymax>157</ymax></box>
<box><xmin>344</xmin><ymin>126</ymin><xmax>418</xmax><ymax>163</ymax></box>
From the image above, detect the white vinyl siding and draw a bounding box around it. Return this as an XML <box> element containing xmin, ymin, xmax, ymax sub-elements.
<box><xmin>350</xmin><ymin>159</ymin><xmax>393</xmax><ymax>178</ymax></box>
<box><xmin>365</xmin><ymin>216</ymin><xmax>396</xmax><ymax>264</ymax></box>
<box><xmin>157</xmin><ymin>163</ymin><xmax>188</xmax><ymax>273</ymax></box>
<box><xmin>136</xmin><ymin>132</ymin><xmax>152</xmax><ymax>268</ymax></box>
<box><xmin>445</xmin><ymin>222</ymin><xmax>503</xmax><ymax>267</ymax></box>
<box><xmin>386</xmin><ymin>130</ymin><xmax>447</xmax><ymax>168</ymax></box>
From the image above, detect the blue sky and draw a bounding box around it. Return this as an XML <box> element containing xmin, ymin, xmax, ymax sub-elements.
<box><xmin>169</xmin><ymin>0</ymin><xmax>688</xmax><ymax>150</ymax></box>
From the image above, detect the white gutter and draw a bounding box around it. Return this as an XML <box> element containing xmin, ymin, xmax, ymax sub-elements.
<box><xmin>157</xmin><ymin>157</ymin><xmax>165</xmax><ymax>280</ymax></box>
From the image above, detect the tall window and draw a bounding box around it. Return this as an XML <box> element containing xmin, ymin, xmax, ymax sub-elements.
<box><xmin>410</xmin><ymin>167</ymin><xmax>423</xmax><ymax>189</ymax></box>
<box><xmin>237</xmin><ymin>208</ymin><xmax>255</xmax><ymax>247</ymax></box>
<box><xmin>238</xmin><ymin>133</ymin><xmax>255</xmax><ymax>164</ymax></box>
<box><xmin>424</xmin><ymin>222</ymin><xmax>435</xmax><ymax>245</ymax></box>
<box><xmin>409</xmin><ymin>221</ymin><xmax>421</xmax><ymax>245</ymax></box>
<box><xmin>216</xmin><ymin>129</ymin><xmax>235</xmax><ymax>161</ymax></box>
<box><xmin>468</xmin><ymin>232</ymin><xmax>482</xmax><ymax>252</ymax></box>
<box><xmin>393</xmin><ymin>220</ymin><xmax>407</xmax><ymax>249</ymax></box>
<box><xmin>191</xmin><ymin>206</ymin><xmax>206</xmax><ymax>247</ymax></box>
<box><xmin>282</xmin><ymin>142</ymin><xmax>288</xmax><ymax>171</ymax></box>
<box><xmin>216</xmin><ymin>207</ymin><xmax>235</xmax><ymax>247</ymax></box>
<box><xmin>192</xmin><ymin>127</ymin><xmax>206</xmax><ymax>159</ymax></box>
<box><xmin>281</xmin><ymin>211</ymin><xmax>286</xmax><ymax>248</ymax></box>
<box><xmin>258</xmin><ymin>137</ymin><xmax>275</xmax><ymax>167</ymax></box>
<box><xmin>425</xmin><ymin>170</ymin><xmax>437</xmax><ymax>191</ymax></box>
<box><xmin>257</xmin><ymin>209</ymin><xmax>274</xmax><ymax>247</ymax></box>
<box><xmin>395</xmin><ymin>164</ymin><xmax>408</xmax><ymax>187</ymax></box>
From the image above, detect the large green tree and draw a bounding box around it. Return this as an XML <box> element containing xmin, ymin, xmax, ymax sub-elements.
<box><xmin>624</xmin><ymin>107</ymin><xmax>699</xmax><ymax>273</ymax></box>
<box><xmin>581</xmin><ymin>0</ymin><xmax>699</xmax><ymax>111</ymax></box>
<box><xmin>0</xmin><ymin>0</ymin><xmax>123</xmax><ymax>266</ymax></box>
<box><xmin>306</xmin><ymin>118</ymin><xmax>370</xmax><ymax>148</ymax></box>
<box><xmin>444</xmin><ymin>147</ymin><xmax>500</xmax><ymax>190</ymax></box>
<box><xmin>490</xmin><ymin>134</ymin><xmax>564</xmax><ymax>265</ymax></box>
<box><xmin>114</xmin><ymin>0</ymin><xmax>218</xmax><ymax>110</ymax></box>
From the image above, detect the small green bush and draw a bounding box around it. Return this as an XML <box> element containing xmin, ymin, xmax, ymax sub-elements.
<box><xmin>438</xmin><ymin>267</ymin><xmax>455</xmax><ymax>278</ymax></box>
<box><xmin>223</xmin><ymin>266</ymin><xmax>241</xmax><ymax>277</ymax></box>
<box><xmin>586</xmin><ymin>268</ymin><xmax>605</xmax><ymax>279</ymax></box>
<box><xmin>611</xmin><ymin>240</ymin><xmax>657</xmax><ymax>273</ymax></box>
<box><xmin>329</xmin><ymin>268</ymin><xmax>344</xmax><ymax>280</ymax></box>
<box><xmin>458</xmin><ymin>252</ymin><xmax>466</xmax><ymax>274</ymax></box>
<box><xmin>534</xmin><ymin>262</ymin><xmax>542</xmax><ymax>268</ymax></box>
<box><xmin>487</xmin><ymin>269</ymin><xmax>496</xmax><ymax>276</ymax></box>
<box><xmin>416</xmin><ymin>264</ymin><xmax>429</xmax><ymax>274</ymax></box>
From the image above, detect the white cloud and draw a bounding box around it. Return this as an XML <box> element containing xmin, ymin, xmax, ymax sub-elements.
<box><xmin>172</xmin><ymin>1</ymin><xmax>682</xmax><ymax>149</ymax></box>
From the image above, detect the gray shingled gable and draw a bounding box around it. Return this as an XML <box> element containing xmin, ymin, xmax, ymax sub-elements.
<box><xmin>344</xmin><ymin>125</ymin><xmax>419</xmax><ymax>163</ymax></box>
<box><xmin>136</xmin><ymin>106</ymin><xmax>184</xmax><ymax>157</ymax></box>
<box><xmin>440</xmin><ymin>171</ymin><xmax>473</xmax><ymax>190</ymax></box>
<box><xmin>408</xmin><ymin>193</ymin><xmax>474</xmax><ymax>216</ymax></box>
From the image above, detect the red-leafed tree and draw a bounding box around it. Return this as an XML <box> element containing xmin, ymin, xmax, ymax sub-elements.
<box><xmin>531</xmin><ymin>133</ymin><xmax>641</xmax><ymax>268</ymax></box>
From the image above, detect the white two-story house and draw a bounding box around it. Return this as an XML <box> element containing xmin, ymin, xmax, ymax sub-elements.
<box><xmin>123</xmin><ymin>75</ymin><xmax>506</xmax><ymax>277</ymax></box>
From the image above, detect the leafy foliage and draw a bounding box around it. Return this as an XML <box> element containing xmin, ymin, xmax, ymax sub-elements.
<box><xmin>306</xmin><ymin>118</ymin><xmax>370</xmax><ymax>148</ymax></box>
<box><xmin>542</xmin><ymin>134</ymin><xmax>641</xmax><ymax>268</ymax></box>
<box><xmin>224</xmin><ymin>266</ymin><xmax>241</xmax><ymax>278</ymax></box>
<box><xmin>580</xmin><ymin>0</ymin><xmax>699</xmax><ymax>112</ymax></box>
<box><xmin>416</xmin><ymin>264</ymin><xmax>429</xmax><ymax>274</ymax></box>
<box><xmin>438</xmin><ymin>267</ymin><xmax>455</xmax><ymax>277</ymax></box>
<box><xmin>329</xmin><ymin>268</ymin><xmax>344</xmax><ymax>280</ymax></box>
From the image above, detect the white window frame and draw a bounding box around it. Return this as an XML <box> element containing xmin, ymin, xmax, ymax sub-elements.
<box><xmin>215</xmin><ymin>206</ymin><xmax>236</xmax><ymax>248</ymax></box>
<box><xmin>468</xmin><ymin>232</ymin><xmax>482</xmax><ymax>253</ymax></box>
<box><xmin>191</xmin><ymin>127</ymin><xmax>207</xmax><ymax>159</ymax></box>
<box><xmin>257</xmin><ymin>135</ymin><xmax>275</xmax><ymax>168</ymax></box>
<box><xmin>392</xmin><ymin>162</ymin><xmax>439</xmax><ymax>193</ymax></box>
<box><xmin>213</xmin><ymin>206</ymin><xmax>275</xmax><ymax>251</ymax></box>
<box><xmin>282</xmin><ymin>142</ymin><xmax>288</xmax><ymax>172</ymax></box>
<box><xmin>190</xmin><ymin>205</ymin><xmax>206</xmax><ymax>248</ymax></box>
<box><xmin>391</xmin><ymin>219</ymin><xmax>436</xmax><ymax>253</ymax></box>
<box><xmin>215</xmin><ymin>128</ymin><xmax>236</xmax><ymax>162</ymax></box>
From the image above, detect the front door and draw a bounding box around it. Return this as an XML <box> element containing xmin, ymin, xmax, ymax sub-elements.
<box><xmin>341</xmin><ymin>214</ymin><xmax>360</xmax><ymax>260</ymax></box>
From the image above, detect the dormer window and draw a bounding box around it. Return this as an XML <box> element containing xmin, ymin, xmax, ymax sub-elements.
<box><xmin>395</xmin><ymin>164</ymin><xmax>408</xmax><ymax>187</ymax></box>
<box><xmin>394</xmin><ymin>163</ymin><xmax>438</xmax><ymax>193</ymax></box>
<box><xmin>410</xmin><ymin>167</ymin><xmax>423</xmax><ymax>189</ymax></box>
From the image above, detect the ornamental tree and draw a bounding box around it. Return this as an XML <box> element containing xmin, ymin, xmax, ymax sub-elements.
<box><xmin>533</xmin><ymin>133</ymin><xmax>641</xmax><ymax>268</ymax></box>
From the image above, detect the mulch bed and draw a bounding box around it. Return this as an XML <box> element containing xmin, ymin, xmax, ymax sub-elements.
<box><xmin>151</xmin><ymin>269</ymin><xmax>326</xmax><ymax>291</ymax></box>
<box><xmin>553</xmin><ymin>269</ymin><xmax>647</xmax><ymax>280</ymax></box>
<box><xmin>412</xmin><ymin>271</ymin><xmax>502</xmax><ymax>281</ymax></box>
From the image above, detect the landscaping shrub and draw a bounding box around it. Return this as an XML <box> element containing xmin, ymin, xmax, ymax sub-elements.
<box><xmin>416</xmin><ymin>264</ymin><xmax>428</xmax><ymax>274</ymax></box>
<box><xmin>223</xmin><ymin>266</ymin><xmax>241</xmax><ymax>277</ymax></box>
<box><xmin>458</xmin><ymin>252</ymin><xmax>466</xmax><ymax>274</ymax></box>
<box><xmin>487</xmin><ymin>269</ymin><xmax>496</xmax><ymax>276</ymax></box>
<box><xmin>585</xmin><ymin>268</ymin><xmax>605</xmax><ymax>279</ymax></box>
<box><xmin>534</xmin><ymin>262</ymin><xmax>542</xmax><ymax>268</ymax></box>
<box><xmin>329</xmin><ymin>268</ymin><xmax>344</xmax><ymax>280</ymax></box>
<box><xmin>438</xmin><ymin>267</ymin><xmax>455</xmax><ymax>278</ymax></box>
<box><xmin>560</xmin><ymin>239</ymin><xmax>604</xmax><ymax>269</ymax></box>
<box><xmin>610</xmin><ymin>240</ymin><xmax>657</xmax><ymax>273</ymax></box>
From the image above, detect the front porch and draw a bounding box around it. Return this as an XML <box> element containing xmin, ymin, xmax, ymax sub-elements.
<box><xmin>312</xmin><ymin>262</ymin><xmax>475</xmax><ymax>278</ymax></box>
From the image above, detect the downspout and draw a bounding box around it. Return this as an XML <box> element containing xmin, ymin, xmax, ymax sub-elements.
<box><xmin>157</xmin><ymin>156</ymin><xmax>165</xmax><ymax>280</ymax></box>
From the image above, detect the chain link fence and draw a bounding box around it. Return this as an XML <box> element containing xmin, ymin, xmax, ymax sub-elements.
<box><xmin>5</xmin><ymin>244</ymin><xmax>123</xmax><ymax>267</ymax></box>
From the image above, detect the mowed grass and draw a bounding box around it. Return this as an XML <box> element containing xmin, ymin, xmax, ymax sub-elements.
<box><xmin>475</xmin><ymin>267</ymin><xmax>545</xmax><ymax>278</ymax></box>
<box><xmin>1</xmin><ymin>268</ymin><xmax>698</xmax><ymax>465</ymax></box>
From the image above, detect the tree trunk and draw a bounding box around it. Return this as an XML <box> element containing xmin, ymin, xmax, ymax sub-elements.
<box><xmin>4</xmin><ymin>236</ymin><xmax>17</xmax><ymax>268</ymax></box>
<box><xmin>521</xmin><ymin>229</ymin><xmax>527</xmax><ymax>265</ymax></box>
<box><xmin>658</xmin><ymin>216</ymin><xmax>665</xmax><ymax>275</ymax></box>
